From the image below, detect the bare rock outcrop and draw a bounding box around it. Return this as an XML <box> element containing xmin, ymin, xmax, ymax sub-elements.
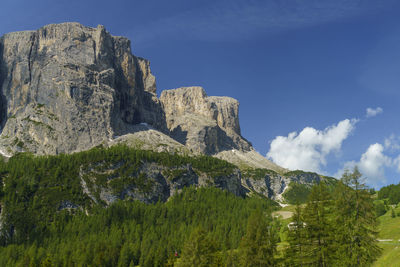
<box><xmin>0</xmin><ymin>23</ymin><xmax>165</xmax><ymax>155</ymax></box>
<box><xmin>160</xmin><ymin>86</ymin><xmax>251</xmax><ymax>155</ymax></box>
<box><xmin>242</xmin><ymin>170</ymin><xmax>326</xmax><ymax>201</ymax></box>
<box><xmin>79</xmin><ymin>160</ymin><xmax>245</xmax><ymax>205</ymax></box>
<box><xmin>0</xmin><ymin>22</ymin><xmax>334</xmax><ymax>206</ymax></box>
<box><xmin>0</xmin><ymin>22</ymin><xmax>283</xmax><ymax>174</ymax></box>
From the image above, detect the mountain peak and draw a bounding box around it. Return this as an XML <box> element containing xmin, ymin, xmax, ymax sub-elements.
<box><xmin>0</xmin><ymin>22</ymin><xmax>281</xmax><ymax>172</ymax></box>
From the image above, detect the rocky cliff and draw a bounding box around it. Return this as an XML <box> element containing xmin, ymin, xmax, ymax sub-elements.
<box><xmin>0</xmin><ymin>23</ymin><xmax>165</xmax><ymax>155</ymax></box>
<box><xmin>0</xmin><ymin>23</ymin><xmax>329</xmax><ymax>202</ymax></box>
<box><xmin>78</xmin><ymin>153</ymin><xmax>245</xmax><ymax>205</ymax></box>
<box><xmin>0</xmin><ymin>22</ymin><xmax>283</xmax><ymax>172</ymax></box>
<box><xmin>160</xmin><ymin>86</ymin><xmax>251</xmax><ymax>154</ymax></box>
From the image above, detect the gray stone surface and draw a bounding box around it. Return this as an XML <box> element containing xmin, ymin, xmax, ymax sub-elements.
<box><xmin>160</xmin><ymin>86</ymin><xmax>251</xmax><ymax>155</ymax></box>
<box><xmin>0</xmin><ymin>23</ymin><xmax>165</xmax><ymax>155</ymax></box>
<box><xmin>0</xmin><ymin>23</ymin><xmax>272</xmax><ymax>169</ymax></box>
<box><xmin>0</xmin><ymin>23</ymin><xmax>327</xmax><ymax>202</ymax></box>
<box><xmin>243</xmin><ymin>171</ymin><xmax>323</xmax><ymax>201</ymax></box>
<box><xmin>79</xmin><ymin>160</ymin><xmax>245</xmax><ymax>205</ymax></box>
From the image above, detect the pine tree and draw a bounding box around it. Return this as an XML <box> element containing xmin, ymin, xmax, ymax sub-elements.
<box><xmin>176</xmin><ymin>227</ymin><xmax>218</xmax><ymax>267</ymax></box>
<box><xmin>333</xmin><ymin>167</ymin><xmax>381</xmax><ymax>266</ymax></box>
<box><xmin>224</xmin><ymin>249</ymin><xmax>240</xmax><ymax>267</ymax></box>
<box><xmin>285</xmin><ymin>204</ymin><xmax>307</xmax><ymax>266</ymax></box>
<box><xmin>239</xmin><ymin>210</ymin><xmax>278</xmax><ymax>267</ymax></box>
<box><xmin>302</xmin><ymin>183</ymin><xmax>334</xmax><ymax>266</ymax></box>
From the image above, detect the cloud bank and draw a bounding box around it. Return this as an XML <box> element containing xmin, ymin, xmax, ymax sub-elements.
<box><xmin>266</xmin><ymin>119</ymin><xmax>357</xmax><ymax>173</ymax></box>
<box><xmin>366</xmin><ymin>107</ymin><xmax>383</xmax><ymax>118</ymax></box>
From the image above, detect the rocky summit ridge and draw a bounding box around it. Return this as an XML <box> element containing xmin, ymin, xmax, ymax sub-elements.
<box><xmin>0</xmin><ymin>23</ymin><xmax>165</xmax><ymax>156</ymax></box>
<box><xmin>0</xmin><ymin>22</ymin><xmax>285</xmax><ymax>172</ymax></box>
<box><xmin>0</xmin><ymin>22</ymin><xmax>338</xmax><ymax>204</ymax></box>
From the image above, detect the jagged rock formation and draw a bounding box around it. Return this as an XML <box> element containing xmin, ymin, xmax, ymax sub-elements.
<box><xmin>80</xmin><ymin>160</ymin><xmax>245</xmax><ymax>205</ymax></box>
<box><xmin>0</xmin><ymin>22</ymin><xmax>329</xmax><ymax>202</ymax></box>
<box><xmin>242</xmin><ymin>170</ymin><xmax>330</xmax><ymax>201</ymax></box>
<box><xmin>0</xmin><ymin>23</ymin><xmax>165</xmax><ymax>155</ymax></box>
<box><xmin>160</xmin><ymin>86</ymin><xmax>251</xmax><ymax>154</ymax></box>
<box><xmin>159</xmin><ymin>87</ymin><xmax>286</xmax><ymax>172</ymax></box>
<box><xmin>0</xmin><ymin>22</ymin><xmax>283</xmax><ymax>172</ymax></box>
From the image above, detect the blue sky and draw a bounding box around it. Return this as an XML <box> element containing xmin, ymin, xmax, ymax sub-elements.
<box><xmin>1</xmin><ymin>0</ymin><xmax>400</xmax><ymax>188</ymax></box>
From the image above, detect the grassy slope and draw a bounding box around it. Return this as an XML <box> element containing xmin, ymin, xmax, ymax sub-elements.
<box><xmin>377</xmin><ymin>206</ymin><xmax>400</xmax><ymax>239</ymax></box>
<box><xmin>373</xmin><ymin>205</ymin><xmax>400</xmax><ymax>267</ymax></box>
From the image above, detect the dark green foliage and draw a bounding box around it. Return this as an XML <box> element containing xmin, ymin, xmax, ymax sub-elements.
<box><xmin>285</xmin><ymin>168</ymin><xmax>381</xmax><ymax>266</ymax></box>
<box><xmin>321</xmin><ymin>176</ymin><xmax>339</xmax><ymax>188</ymax></box>
<box><xmin>332</xmin><ymin>167</ymin><xmax>381</xmax><ymax>266</ymax></box>
<box><xmin>0</xmin><ymin>145</ymin><xmax>279</xmax><ymax>265</ymax></box>
<box><xmin>239</xmin><ymin>210</ymin><xmax>279</xmax><ymax>267</ymax></box>
<box><xmin>284</xmin><ymin>204</ymin><xmax>307</xmax><ymax>266</ymax></box>
<box><xmin>282</xmin><ymin>183</ymin><xmax>311</xmax><ymax>204</ymax></box>
<box><xmin>0</xmin><ymin>145</ymin><xmax>237</xmax><ymax>245</ymax></box>
<box><xmin>242</xmin><ymin>168</ymin><xmax>278</xmax><ymax>180</ymax></box>
<box><xmin>283</xmin><ymin>170</ymin><xmax>319</xmax><ymax>177</ymax></box>
<box><xmin>302</xmin><ymin>183</ymin><xmax>335</xmax><ymax>266</ymax></box>
<box><xmin>378</xmin><ymin>183</ymin><xmax>400</xmax><ymax>205</ymax></box>
<box><xmin>369</xmin><ymin>188</ymin><xmax>376</xmax><ymax>195</ymax></box>
<box><xmin>0</xmin><ymin>186</ymin><xmax>277</xmax><ymax>266</ymax></box>
<box><xmin>282</xmin><ymin>178</ymin><xmax>338</xmax><ymax>205</ymax></box>
<box><xmin>0</xmin><ymin>145</ymin><xmax>383</xmax><ymax>266</ymax></box>
<box><xmin>176</xmin><ymin>227</ymin><xmax>218</xmax><ymax>267</ymax></box>
<box><xmin>374</xmin><ymin>201</ymin><xmax>387</xmax><ymax>217</ymax></box>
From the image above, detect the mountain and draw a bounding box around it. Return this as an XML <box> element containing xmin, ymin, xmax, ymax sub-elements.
<box><xmin>0</xmin><ymin>22</ymin><xmax>331</xmax><ymax>201</ymax></box>
<box><xmin>0</xmin><ymin>22</ymin><xmax>165</xmax><ymax>155</ymax></box>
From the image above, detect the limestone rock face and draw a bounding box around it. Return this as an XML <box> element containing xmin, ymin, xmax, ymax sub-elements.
<box><xmin>0</xmin><ymin>23</ymin><xmax>332</xmax><ymax>205</ymax></box>
<box><xmin>0</xmin><ymin>23</ymin><xmax>165</xmax><ymax>155</ymax></box>
<box><xmin>79</xmin><ymin>160</ymin><xmax>245</xmax><ymax>205</ymax></box>
<box><xmin>160</xmin><ymin>86</ymin><xmax>251</xmax><ymax>155</ymax></box>
<box><xmin>243</xmin><ymin>171</ymin><xmax>324</xmax><ymax>201</ymax></box>
<box><xmin>0</xmin><ymin>22</ymin><xmax>282</xmax><ymax>175</ymax></box>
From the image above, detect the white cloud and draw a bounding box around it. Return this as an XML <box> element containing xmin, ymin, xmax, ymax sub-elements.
<box><xmin>337</xmin><ymin>143</ymin><xmax>395</xmax><ymax>187</ymax></box>
<box><xmin>358</xmin><ymin>143</ymin><xmax>391</xmax><ymax>185</ymax></box>
<box><xmin>266</xmin><ymin>119</ymin><xmax>357</xmax><ymax>173</ymax></box>
<box><xmin>384</xmin><ymin>134</ymin><xmax>400</xmax><ymax>151</ymax></box>
<box><xmin>366</xmin><ymin>107</ymin><xmax>383</xmax><ymax>118</ymax></box>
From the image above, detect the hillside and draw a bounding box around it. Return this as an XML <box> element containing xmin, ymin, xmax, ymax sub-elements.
<box><xmin>0</xmin><ymin>145</ymin><xmax>333</xmax><ymax>226</ymax></box>
<box><xmin>372</xmin><ymin>193</ymin><xmax>400</xmax><ymax>267</ymax></box>
<box><xmin>0</xmin><ymin>185</ymin><xmax>278</xmax><ymax>266</ymax></box>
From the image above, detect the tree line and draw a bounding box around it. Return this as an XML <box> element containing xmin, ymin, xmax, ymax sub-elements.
<box><xmin>377</xmin><ymin>182</ymin><xmax>400</xmax><ymax>205</ymax></box>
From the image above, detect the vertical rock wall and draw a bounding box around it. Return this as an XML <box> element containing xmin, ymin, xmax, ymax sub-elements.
<box><xmin>0</xmin><ymin>23</ymin><xmax>165</xmax><ymax>155</ymax></box>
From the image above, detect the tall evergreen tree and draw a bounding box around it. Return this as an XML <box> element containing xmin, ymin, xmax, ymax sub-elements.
<box><xmin>285</xmin><ymin>204</ymin><xmax>307</xmax><ymax>266</ymax></box>
<box><xmin>333</xmin><ymin>167</ymin><xmax>381</xmax><ymax>266</ymax></box>
<box><xmin>302</xmin><ymin>183</ymin><xmax>334</xmax><ymax>266</ymax></box>
<box><xmin>176</xmin><ymin>227</ymin><xmax>218</xmax><ymax>267</ymax></box>
<box><xmin>239</xmin><ymin>210</ymin><xmax>278</xmax><ymax>267</ymax></box>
